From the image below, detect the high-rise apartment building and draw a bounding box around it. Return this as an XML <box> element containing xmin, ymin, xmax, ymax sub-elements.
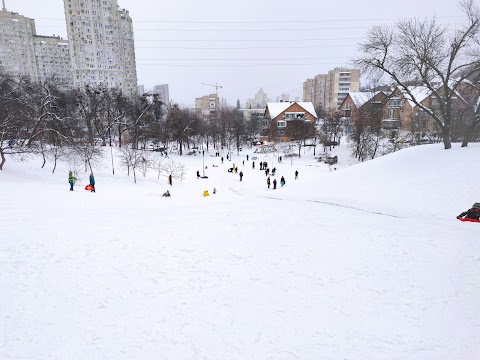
<box><xmin>0</xmin><ymin>5</ymin><xmax>72</xmax><ymax>87</ymax></box>
<box><xmin>152</xmin><ymin>84</ymin><xmax>169</xmax><ymax>105</ymax></box>
<box><xmin>33</xmin><ymin>35</ymin><xmax>72</xmax><ymax>86</ymax></box>
<box><xmin>63</xmin><ymin>0</ymin><xmax>137</xmax><ymax>94</ymax></box>
<box><xmin>245</xmin><ymin>88</ymin><xmax>268</xmax><ymax>109</ymax></box>
<box><xmin>0</xmin><ymin>7</ymin><xmax>38</xmax><ymax>80</ymax></box>
<box><xmin>303</xmin><ymin>68</ymin><xmax>360</xmax><ymax>111</ymax></box>
<box><xmin>195</xmin><ymin>94</ymin><xmax>220</xmax><ymax>121</ymax></box>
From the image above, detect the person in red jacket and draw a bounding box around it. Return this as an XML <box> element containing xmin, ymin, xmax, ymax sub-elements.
<box><xmin>457</xmin><ymin>203</ymin><xmax>480</xmax><ymax>220</ymax></box>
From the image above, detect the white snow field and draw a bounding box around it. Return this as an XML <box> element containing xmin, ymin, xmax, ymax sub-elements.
<box><xmin>1</xmin><ymin>143</ymin><xmax>479</xmax><ymax>360</ymax></box>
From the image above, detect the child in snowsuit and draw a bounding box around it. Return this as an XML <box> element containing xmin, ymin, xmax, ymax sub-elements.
<box><xmin>239</xmin><ymin>171</ymin><xmax>243</xmax><ymax>181</ymax></box>
<box><xmin>68</xmin><ymin>171</ymin><xmax>77</xmax><ymax>191</ymax></box>
<box><xmin>280</xmin><ymin>176</ymin><xmax>285</xmax><ymax>187</ymax></box>
<box><xmin>457</xmin><ymin>203</ymin><xmax>480</xmax><ymax>220</ymax></box>
<box><xmin>89</xmin><ymin>173</ymin><xmax>96</xmax><ymax>192</ymax></box>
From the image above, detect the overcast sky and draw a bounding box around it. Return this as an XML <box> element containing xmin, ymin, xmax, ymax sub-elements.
<box><xmin>9</xmin><ymin>0</ymin><xmax>466</xmax><ymax>107</ymax></box>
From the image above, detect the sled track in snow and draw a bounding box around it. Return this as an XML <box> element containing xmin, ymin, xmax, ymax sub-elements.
<box><xmin>228</xmin><ymin>188</ymin><xmax>242</xmax><ymax>196</ymax></box>
<box><xmin>307</xmin><ymin>200</ymin><xmax>402</xmax><ymax>218</ymax></box>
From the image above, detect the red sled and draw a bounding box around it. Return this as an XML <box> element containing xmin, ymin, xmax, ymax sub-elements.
<box><xmin>85</xmin><ymin>184</ymin><xmax>94</xmax><ymax>191</ymax></box>
<box><xmin>458</xmin><ymin>217</ymin><xmax>480</xmax><ymax>223</ymax></box>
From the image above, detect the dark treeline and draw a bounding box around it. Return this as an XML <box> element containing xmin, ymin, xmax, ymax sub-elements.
<box><xmin>0</xmin><ymin>71</ymin><xmax>263</xmax><ymax>170</ymax></box>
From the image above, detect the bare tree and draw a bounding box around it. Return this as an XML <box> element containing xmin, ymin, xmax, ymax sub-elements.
<box><xmin>167</xmin><ymin>104</ymin><xmax>195</xmax><ymax>155</ymax></box>
<box><xmin>71</xmin><ymin>140</ymin><xmax>103</xmax><ymax>173</ymax></box>
<box><xmin>354</xmin><ymin>0</ymin><xmax>480</xmax><ymax>149</ymax></box>
<box><xmin>161</xmin><ymin>159</ymin><xmax>186</xmax><ymax>183</ymax></box>
<box><xmin>119</xmin><ymin>145</ymin><xmax>146</xmax><ymax>183</ymax></box>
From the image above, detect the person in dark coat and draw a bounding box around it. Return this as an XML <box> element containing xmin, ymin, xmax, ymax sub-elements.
<box><xmin>162</xmin><ymin>190</ymin><xmax>171</xmax><ymax>197</ymax></box>
<box><xmin>89</xmin><ymin>173</ymin><xmax>96</xmax><ymax>192</ymax></box>
<box><xmin>273</xmin><ymin>178</ymin><xmax>277</xmax><ymax>189</ymax></box>
<box><xmin>457</xmin><ymin>203</ymin><xmax>480</xmax><ymax>220</ymax></box>
<box><xmin>197</xmin><ymin>170</ymin><xmax>200</xmax><ymax>179</ymax></box>
<box><xmin>252</xmin><ymin>161</ymin><xmax>255</xmax><ymax>169</ymax></box>
<box><xmin>295</xmin><ymin>170</ymin><xmax>298</xmax><ymax>180</ymax></box>
<box><xmin>239</xmin><ymin>171</ymin><xmax>243</xmax><ymax>181</ymax></box>
<box><xmin>267</xmin><ymin>176</ymin><xmax>271</xmax><ymax>188</ymax></box>
<box><xmin>221</xmin><ymin>157</ymin><xmax>224</xmax><ymax>164</ymax></box>
<box><xmin>246</xmin><ymin>155</ymin><xmax>249</xmax><ymax>161</ymax></box>
<box><xmin>280</xmin><ymin>176</ymin><xmax>285</xmax><ymax>187</ymax></box>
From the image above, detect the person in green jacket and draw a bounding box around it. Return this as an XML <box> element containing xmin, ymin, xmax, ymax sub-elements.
<box><xmin>68</xmin><ymin>171</ymin><xmax>77</xmax><ymax>191</ymax></box>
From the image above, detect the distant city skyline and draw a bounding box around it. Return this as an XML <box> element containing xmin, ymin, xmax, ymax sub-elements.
<box><xmin>6</xmin><ymin>0</ymin><xmax>467</xmax><ymax>107</ymax></box>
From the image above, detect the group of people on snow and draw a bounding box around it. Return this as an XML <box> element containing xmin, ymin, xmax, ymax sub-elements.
<box><xmin>68</xmin><ymin>171</ymin><xmax>95</xmax><ymax>193</ymax></box>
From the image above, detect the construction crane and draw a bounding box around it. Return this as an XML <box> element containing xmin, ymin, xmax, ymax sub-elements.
<box><xmin>201</xmin><ymin>82</ymin><xmax>223</xmax><ymax>95</ymax></box>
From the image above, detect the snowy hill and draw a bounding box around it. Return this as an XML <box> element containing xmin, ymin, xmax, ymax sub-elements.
<box><xmin>1</xmin><ymin>143</ymin><xmax>479</xmax><ymax>360</ymax></box>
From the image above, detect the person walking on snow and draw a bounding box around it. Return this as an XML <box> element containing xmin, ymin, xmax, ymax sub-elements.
<box><xmin>197</xmin><ymin>170</ymin><xmax>200</xmax><ymax>179</ymax></box>
<box><xmin>89</xmin><ymin>173</ymin><xmax>96</xmax><ymax>192</ymax></box>
<box><xmin>252</xmin><ymin>161</ymin><xmax>255</xmax><ymax>169</ymax></box>
<box><xmin>239</xmin><ymin>171</ymin><xmax>243</xmax><ymax>181</ymax></box>
<box><xmin>68</xmin><ymin>171</ymin><xmax>77</xmax><ymax>191</ymax></box>
<box><xmin>280</xmin><ymin>176</ymin><xmax>286</xmax><ymax>187</ymax></box>
<box><xmin>246</xmin><ymin>155</ymin><xmax>249</xmax><ymax>161</ymax></box>
<box><xmin>267</xmin><ymin>176</ymin><xmax>271</xmax><ymax>189</ymax></box>
<box><xmin>273</xmin><ymin>178</ymin><xmax>277</xmax><ymax>189</ymax></box>
<box><xmin>295</xmin><ymin>170</ymin><xmax>298</xmax><ymax>180</ymax></box>
<box><xmin>221</xmin><ymin>156</ymin><xmax>224</xmax><ymax>164</ymax></box>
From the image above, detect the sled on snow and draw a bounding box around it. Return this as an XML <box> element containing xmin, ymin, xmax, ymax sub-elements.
<box><xmin>457</xmin><ymin>217</ymin><xmax>480</xmax><ymax>223</ymax></box>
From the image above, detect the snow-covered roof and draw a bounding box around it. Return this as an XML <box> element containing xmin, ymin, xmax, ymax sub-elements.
<box><xmin>266</xmin><ymin>102</ymin><xmax>318</xmax><ymax>119</ymax></box>
<box><xmin>348</xmin><ymin>92</ymin><xmax>382</xmax><ymax>108</ymax></box>
<box><xmin>400</xmin><ymin>86</ymin><xmax>432</xmax><ymax>108</ymax></box>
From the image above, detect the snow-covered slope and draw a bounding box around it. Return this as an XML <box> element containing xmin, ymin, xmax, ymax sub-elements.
<box><xmin>1</xmin><ymin>143</ymin><xmax>479</xmax><ymax>360</ymax></box>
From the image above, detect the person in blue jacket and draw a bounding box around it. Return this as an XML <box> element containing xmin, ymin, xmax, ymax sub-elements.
<box><xmin>89</xmin><ymin>173</ymin><xmax>96</xmax><ymax>193</ymax></box>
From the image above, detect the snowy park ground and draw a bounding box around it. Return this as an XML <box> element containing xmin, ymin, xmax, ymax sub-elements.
<box><xmin>1</xmin><ymin>142</ymin><xmax>479</xmax><ymax>360</ymax></box>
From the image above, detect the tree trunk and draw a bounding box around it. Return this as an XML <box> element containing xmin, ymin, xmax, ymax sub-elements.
<box><xmin>41</xmin><ymin>153</ymin><xmax>46</xmax><ymax>168</ymax></box>
<box><xmin>52</xmin><ymin>157</ymin><xmax>57</xmax><ymax>174</ymax></box>
<box><xmin>442</xmin><ymin>127</ymin><xmax>452</xmax><ymax>149</ymax></box>
<box><xmin>461</xmin><ymin>121</ymin><xmax>480</xmax><ymax>147</ymax></box>
<box><xmin>0</xmin><ymin>150</ymin><xmax>5</xmax><ymax>170</ymax></box>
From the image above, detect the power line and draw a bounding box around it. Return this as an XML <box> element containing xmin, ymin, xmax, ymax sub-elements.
<box><xmin>137</xmin><ymin>63</ymin><xmax>348</xmax><ymax>67</ymax></box>
<box><xmin>132</xmin><ymin>26</ymin><xmax>372</xmax><ymax>32</ymax></box>
<box><xmin>136</xmin><ymin>63</ymin><xmax>353</xmax><ymax>67</ymax></box>
<box><xmin>34</xmin><ymin>15</ymin><xmax>463</xmax><ymax>23</ymax></box>
<box><xmin>136</xmin><ymin>44</ymin><xmax>356</xmax><ymax>49</ymax></box>
<box><xmin>136</xmin><ymin>57</ymin><xmax>349</xmax><ymax>61</ymax></box>
<box><xmin>134</xmin><ymin>37</ymin><xmax>363</xmax><ymax>42</ymax></box>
